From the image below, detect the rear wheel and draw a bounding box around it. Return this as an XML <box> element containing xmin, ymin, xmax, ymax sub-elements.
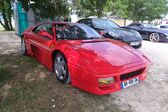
<box><xmin>21</xmin><ymin>37</ymin><xmax>27</xmax><ymax>55</ymax></box>
<box><xmin>149</xmin><ymin>33</ymin><xmax>160</xmax><ymax>42</ymax></box>
<box><xmin>54</xmin><ymin>53</ymin><xmax>71</xmax><ymax>84</ymax></box>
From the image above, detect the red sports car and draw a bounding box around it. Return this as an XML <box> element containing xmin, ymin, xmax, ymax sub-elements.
<box><xmin>21</xmin><ymin>22</ymin><xmax>150</xmax><ymax>95</ymax></box>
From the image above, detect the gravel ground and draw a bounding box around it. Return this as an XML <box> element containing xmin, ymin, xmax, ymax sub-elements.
<box><xmin>0</xmin><ymin>31</ymin><xmax>168</xmax><ymax>112</ymax></box>
<box><xmin>0</xmin><ymin>31</ymin><xmax>20</xmax><ymax>54</ymax></box>
<box><xmin>113</xmin><ymin>41</ymin><xmax>168</xmax><ymax>112</ymax></box>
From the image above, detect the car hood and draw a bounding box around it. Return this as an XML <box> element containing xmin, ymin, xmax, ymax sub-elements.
<box><xmin>105</xmin><ymin>28</ymin><xmax>142</xmax><ymax>42</ymax></box>
<box><xmin>75</xmin><ymin>40</ymin><xmax>147</xmax><ymax>74</ymax></box>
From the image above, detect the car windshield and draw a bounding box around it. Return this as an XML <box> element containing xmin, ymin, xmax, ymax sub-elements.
<box><xmin>92</xmin><ymin>19</ymin><xmax>120</xmax><ymax>29</ymax></box>
<box><xmin>62</xmin><ymin>24</ymin><xmax>102</xmax><ymax>40</ymax></box>
<box><xmin>143</xmin><ymin>23</ymin><xmax>155</xmax><ymax>28</ymax></box>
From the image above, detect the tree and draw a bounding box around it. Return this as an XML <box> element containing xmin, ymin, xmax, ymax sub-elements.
<box><xmin>104</xmin><ymin>0</ymin><xmax>129</xmax><ymax>25</ymax></box>
<box><xmin>142</xmin><ymin>0</ymin><xmax>168</xmax><ymax>22</ymax></box>
<box><xmin>76</xmin><ymin>0</ymin><xmax>108</xmax><ymax>17</ymax></box>
<box><xmin>18</xmin><ymin>0</ymin><xmax>70</xmax><ymax>19</ymax></box>
<box><xmin>0</xmin><ymin>0</ymin><xmax>13</xmax><ymax>30</ymax></box>
<box><xmin>105</xmin><ymin>0</ymin><xmax>168</xmax><ymax>24</ymax></box>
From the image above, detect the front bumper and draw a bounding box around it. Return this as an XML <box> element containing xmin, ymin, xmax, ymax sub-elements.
<box><xmin>68</xmin><ymin>61</ymin><xmax>150</xmax><ymax>95</ymax></box>
<box><xmin>160</xmin><ymin>37</ymin><xmax>168</xmax><ymax>42</ymax></box>
<box><xmin>128</xmin><ymin>41</ymin><xmax>142</xmax><ymax>48</ymax></box>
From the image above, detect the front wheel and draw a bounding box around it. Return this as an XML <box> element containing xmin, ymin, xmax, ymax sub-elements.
<box><xmin>54</xmin><ymin>53</ymin><xmax>71</xmax><ymax>84</ymax></box>
<box><xmin>149</xmin><ymin>33</ymin><xmax>160</xmax><ymax>42</ymax></box>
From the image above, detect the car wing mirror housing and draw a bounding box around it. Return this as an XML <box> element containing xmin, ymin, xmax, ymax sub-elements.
<box><xmin>38</xmin><ymin>30</ymin><xmax>53</xmax><ymax>40</ymax></box>
<box><xmin>139</xmin><ymin>26</ymin><xmax>143</xmax><ymax>30</ymax></box>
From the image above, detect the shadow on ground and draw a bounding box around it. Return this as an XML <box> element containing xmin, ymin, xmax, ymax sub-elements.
<box><xmin>0</xmin><ymin>53</ymin><xmax>125</xmax><ymax>112</ymax></box>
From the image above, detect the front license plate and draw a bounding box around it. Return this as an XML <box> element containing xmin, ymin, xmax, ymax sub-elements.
<box><xmin>121</xmin><ymin>77</ymin><xmax>139</xmax><ymax>89</ymax></box>
<box><xmin>130</xmin><ymin>41</ymin><xmax>140</xmax><ymax>46</ymax></box>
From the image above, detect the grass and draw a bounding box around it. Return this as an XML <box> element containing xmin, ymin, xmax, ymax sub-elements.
<box><xmin>0</xmin><ymin>67</ymin><xmax>12</xmax><ymax>84</ymax></box>
<box><xmin>0</xmin><ymin>54</ymin><xmax>123</xmax><ymax>112</ymax></box>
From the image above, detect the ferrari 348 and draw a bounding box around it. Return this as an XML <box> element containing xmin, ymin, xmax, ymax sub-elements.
<box><xmin>21</xmin><ymin>22</ymin><xmax>150</xmax><ymax>95</ymax></box>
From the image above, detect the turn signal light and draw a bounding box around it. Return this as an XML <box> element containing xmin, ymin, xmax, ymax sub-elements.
<box><xmin>98</xmin><ymin>77</ymin><xmax>114</xmax><ymax>85</ymax></box>
<box><xmin>50</xmin><ymin>44</ymin><xmax>55</xmax><ymax>49</ymax></box>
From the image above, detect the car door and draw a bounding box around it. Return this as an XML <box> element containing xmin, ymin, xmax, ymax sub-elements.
<box><xmin>30</xmin><ymin>23</ymin><xmax>54</xmax><ymax>66</ymax></box>
<box><xmin>128</xmin><ymin>24</ymin><xmax>146</xmax><ymax>38</ymax></box>
<box><xmin>137</xmin><ymin>24</ymin><xmax>149</xmax><ymax>39</ymax></box>
<box><xmin>128</xmin><ymin>24</ymin><xmax>141</xmax><ymax>31</ymax></box>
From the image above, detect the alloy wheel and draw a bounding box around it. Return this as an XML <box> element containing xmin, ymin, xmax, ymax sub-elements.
<box><xmin>54</xmin><ymin>55</ymin><xmax>67</xmax><ymax>81</ymax></box>
<box><xmin>149</xmin><ymin>33</ymin><xmax>160</xmax><ymax>42</ymax></box>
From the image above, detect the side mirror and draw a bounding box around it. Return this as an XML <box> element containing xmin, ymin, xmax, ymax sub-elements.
<box><xmin>138</xmin><ymin>26</ymin><xmax>143</xmax><ymax>30</ymax></box>
<box><xmin>38</xmin><ymin>30</ymin><xmax>53</xmax><ymax>40</ymax></box>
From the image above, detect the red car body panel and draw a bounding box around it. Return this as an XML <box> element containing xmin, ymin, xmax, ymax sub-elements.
<box><xmin>22</xmin><ymin>22</ymin><xmax>150</xmax><ymax>95</ymax></box>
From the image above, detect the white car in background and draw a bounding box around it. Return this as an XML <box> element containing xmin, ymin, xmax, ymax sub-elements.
<box><xmin>161</xmin><ymin>20</ymin><xmax>168</xmax><ymax>25</ymax></box>
<box><xmin>155</xmin><ymin>20</ymin><xmax>168</xmax><ymax>29</ymax></box>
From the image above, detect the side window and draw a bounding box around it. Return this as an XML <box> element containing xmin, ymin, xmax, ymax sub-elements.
<box><xmin>81</xmin><ymin>19</ymin><xmax>92</xmax><ymax>27</ymax></box>
<box><xmin>138</xmin><ymin>24</ymin><xmax>144</xmax><ymax>28</ymax></box>
<box><xmin>75</xmin><ymin>26</ymin><xmax>87</xmax><ymax>39</ymax></box>
<box><xmin>33</xmin><ymin>24</ymin><xmax>53</xmax><ymax>34</ymax></box>
<box><xmin>44</xmin><ymin>24</ymin><xmax>53</xmax><ymax>35</ymax></box>
<box><xmin>78</xmin><ymin>19</ymin><xmax>83</xmax><ymax>23</ymax></box>
<box><xmin>33</xmin><ymin>25</ymin><xmax>43</xmax><ymax>33</ymax></box>
<box><xmin>129</xmin><ymin>24</ymin><xmax>139</xmax><ymax>29</ymax></box>
<box><xmin>78</xmin><ymin>19</ymin><xmax>85</xmax><ymax>23</ymax></box>
<box><xmin>56</xmin><ymin>29</ymin><xmax>65</xmax><ymax>40</ymax></box>
<box><xmin>63</xmin><ymin>26</ymin><xmax>77</xmax><ymax>39</ymax></box>
<box><xmin>64</xmin><ymin>26</ymin><xmax>87</xmax><ymax>39</ymax></box>
<box><xmin>69</xmin><ymin>26</ymin><xmax>87</xmax><ymax>39</ymax></box>
<box><xmin>85</xmin><ymin>19</ymin><xmax>92</xmax><ymax>27</ymax></box>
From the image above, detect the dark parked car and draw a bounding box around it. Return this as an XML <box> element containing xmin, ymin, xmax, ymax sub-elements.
<box><xmin>78</xmin><ymin>18</ymin><xmax>143</xmax><ymax>48</ymax></box>
<box><xmin>123</xmin><ymin>23</ymin><xmax>168</xmax><ymax>42</ymax></box>
<box><xmin>160</xmin><ymin>25</ymin><xmax>168</xmax><ymax>29</ymax></box>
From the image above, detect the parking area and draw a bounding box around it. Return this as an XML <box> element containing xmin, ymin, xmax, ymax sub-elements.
<box><xmin>0</xmin><ymin>31</ymin><xmax>168</xmax><ymax>112</ymax></box>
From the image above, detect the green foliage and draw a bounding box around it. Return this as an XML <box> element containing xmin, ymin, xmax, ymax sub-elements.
<box><xmin>142</xmin><ymin>0</ymin><xmax>168</xmax><ymax>22</ymax></box>
<box><xmin>106</xmin><ymin>0</ymin><xmax>168</xmax><ymax>22</ymax></box>
<box><xmin>18</xmin><ymin>0</ymin><xmax>70</xmax><ymax>19</ymax></box>
<box><xmin>0</xmin><ymin>0</ymin><xmax>13</xmax><ymax>31</ymax></box>
<box><xmin>76</xmin><ymin>0</ymin><xmax>108</xmax><ymax>17</ymax></box>
<box><xmin>105</xmin><ymin>0</ymin><xmax>128</xmax><ymax>19</ymax></box>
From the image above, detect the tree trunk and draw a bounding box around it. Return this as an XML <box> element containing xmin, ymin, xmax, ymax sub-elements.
<box><xmin>7</xmin><ymin>0</ymin><xmax>13</xmax><ymax>30</ymax></box>
<box><xmin>0</xmin><ymin>20</ymin><xmax>5</xmax><ymax>28</ymax></box>
<box><xmin>2</xmin><ymin>9</ymin><xmax>10</xmax><ymax>30</ymax></box>
<box><xmin>124</xmin><ymin>18</ymin><xmax>127</xmax><ymax>26</ymax></box>
<box><xmin>97</xmin><ymin>9</ymin><xmax>103</xmax><ymax>18</ymax></box>
<box><xmin>0</xmin><ymin>0</ymin><xmax>13</xmax><ymax>31</ymax></box>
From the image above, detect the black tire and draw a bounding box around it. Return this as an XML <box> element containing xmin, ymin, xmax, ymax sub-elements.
<box><xmin>21</xmin><ymin>37</ymin><xmax>27</xmax><ymax>55</ymax></box>
<box><xmin>54</xmin><ymin>53</ymin><xmax>71</xmax><ymax>84</ymax></box>
<box><xmin>149</xmin><ymin>33</ymin><xmax>160</xmax><ymax>42</ymax></box>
